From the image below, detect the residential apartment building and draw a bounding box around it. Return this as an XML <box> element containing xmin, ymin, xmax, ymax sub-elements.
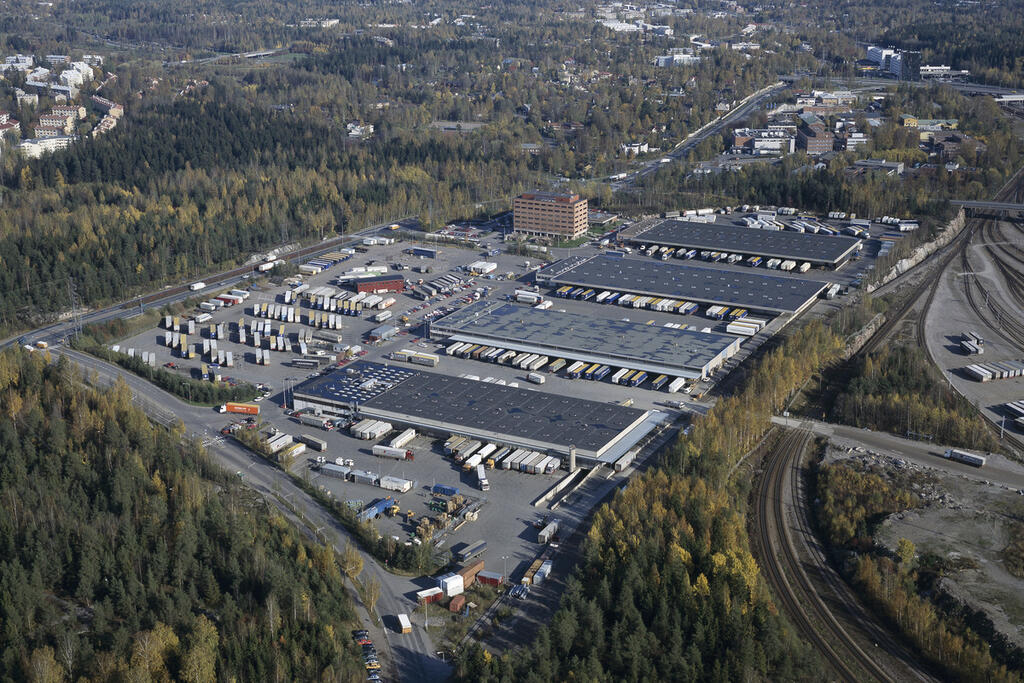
<box><xmin>0</xmin><ymin>111</ymin><xmax>20</xmax><ymax>139</ymax></box>
<box><xmin>16</xmin><ymin>135</ymin><xmax>76</xmax><ymax>158</ymax></box>
<box><xmin>39</xmin><ymin>113</ymin><xmax>74</xmax><ymax>134</ymax></box>
<box><xmin>513</xmin><ymin>192</ymin><xmax>589</xmax><ymax>239</ymax></box>
<box><xmin>91</xmin><ymin>95</ymin><xmax>124</xmax><ymax>118</ymax></box>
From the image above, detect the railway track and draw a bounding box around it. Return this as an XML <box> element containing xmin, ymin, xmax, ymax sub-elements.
<box><xmin>863</xmin><ymin>164</ymin><xmax>1024</xmax><ymax>358</ymax></box>
<box><xmin>755</xmin><ymin>427</ymin><xmax>899</xmax><ymax>682</ymax></box>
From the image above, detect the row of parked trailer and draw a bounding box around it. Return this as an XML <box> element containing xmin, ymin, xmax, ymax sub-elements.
<box><xmin>350</xmin><ymin>419</ymin><xmax>394</xmax><ymax>440</ymax></box>
<box><xmin>555</xmin><ymin>286</ymin><xmax>701</xmax><ymax>314</ymax></box>
<box><xmin>446</xmin><ymin>340</ymin><xmax>693</xmax><ymax>392</ymax></box>
<box><xmin>963</xmin><ymin>359</ymin><xmax>1024</xmax><ymax>382</ymax></box>
<box><xmin>109</xmin><ymin>346</ymin><xmax>159</xmax><ymax>366</ymax></box>
<box><xmin>412</xmin><ymin>273</ymin><xmax>468</xmax><ymax>300</ymax></box>
<box><xmin>555</xmin><ymin>285</ymin><xmax>776</xmax><ymax>330</ymax></box>
<box><xmin>298</xmin><ymin>249</ymin><xmax>354</xmax><ymax>276</ymax></box>
<box><xmin>391</xmin><ymin>348</ymin><xmax>441</xmax><ymax>367</ymax></box>
<box><xmin>444</xmin><ymin>436</ymin><xmax>561</xmax><ymax>483</ymax></box>
<box><xmin>319</xmin><ymin>462</ymin><xmax>415</xmax><ymax>495</ymax></box>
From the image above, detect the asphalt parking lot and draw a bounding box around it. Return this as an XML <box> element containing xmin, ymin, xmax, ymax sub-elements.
<box><xmin>112</xmin><ymin>221</ymin><xmax>885</xmax><ymax>587</ymax></box>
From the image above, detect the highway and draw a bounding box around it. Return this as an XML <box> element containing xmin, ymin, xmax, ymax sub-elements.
<box><xmin>780</xmin><ymin>73</ymin><xmax>1023</xmax><ymax>98</ymax></box>
<box><xmin>55</xmin><ymin>346</ymin><xmax>451</xmax><ymax>682</ymax></box>
<box><xmin>612</xmin><ymin>82</ymin><xmax>786</xmax><ymax>190</ymax></box>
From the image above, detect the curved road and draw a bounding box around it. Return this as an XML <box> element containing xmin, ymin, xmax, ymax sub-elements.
<box><xmin>57</xmin><ymin>347</ymin><xmax>450</xmax><ymax>682</ymax></box>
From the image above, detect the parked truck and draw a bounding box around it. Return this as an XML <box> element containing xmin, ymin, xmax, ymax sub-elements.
<box><xmin>218</xmin><ymin>402</ymin><xmax>260</xmax><ymax>415</ymax></box>
<box><xmin>299</xmin><ymin>413</ymin><xmax>333</xmax><ymax>430</ymax></box>
<box><xmin>538</xmin><ymin>520</ymin><xmax>559</xmax><ymax>544</ymax></box>
<box><xmin>372</xmin><ymin>445</ymin><xmax>414</xmax><ymax>460</ymax></box>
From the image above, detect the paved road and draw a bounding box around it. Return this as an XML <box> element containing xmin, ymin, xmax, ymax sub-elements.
<box><xmin>56</xmin><ymin>347</ymin><xmax>450</xmax><ymax>682</ymax></box>
<box><xmin>772</xmin><ymin>416</ymin><xmax>1024</xmax><ymax>490</ymax></box>
<box><xmin>612</xmin><ymin>82</ymin><xmax>786</xmax><ymax>190</ymax></box>
<box><xmin>780</xmin><ymin>74</ymin><xmax>1022</xmax><ymax>98</ymax></box>
<box><xmin>0</xmin><ymin>219</ymin><xmax>416</xmax><ymax>353</ymax></box>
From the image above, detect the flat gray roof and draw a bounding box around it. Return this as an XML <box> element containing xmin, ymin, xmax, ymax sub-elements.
<box><xmin>537</xmin><ymin>255</ymin><xmax>826</xmax><ymax>314</ymax></box>
<box><xmin>629</xmin><ymin>218</ymin><xmax>860</xmax><ymax>265</ymax></box>
<box><xmin>431</xmin><ymin>301</ymin><xmax>739</xmax><ymax>375</ymax></box>
<box><xmin>293</xmin><ymin>361</ymin><xmax>659</xmax><ymax>459</ymax></box>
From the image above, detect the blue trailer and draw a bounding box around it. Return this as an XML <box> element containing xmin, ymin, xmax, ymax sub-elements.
<box><xmin>593</xmin><ymin>365</ymin><xmax>611</xmax><ymax>381</ymax></box>
<box><xmin>629</xmin><ymin>371</ymin><xmax>648</xmax><ymax>387</ymax></box>
<box><xmin>357</xmin><ymin>496</ymin><xmax>397</xmax><ymax>523</ymax></box>
<box><xmin>605</xmin><ymin>292</ymin><xmax>621</xmax><ymax>304</ymax></box>
<box><xmin>411</xmin><ymin>247</ymin><xmax>439</xmax><ymax>258</ymax></box>
<box><xmin>432</xmin><ymin>483</ymin><xmax>459</xmax><ymax>497</ymax></box>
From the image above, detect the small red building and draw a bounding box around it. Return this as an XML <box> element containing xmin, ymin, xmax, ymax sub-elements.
<box><xmin>354</xmin><ymin>274</ymin><xmax>406</xmax><ymax>293</ymax></box>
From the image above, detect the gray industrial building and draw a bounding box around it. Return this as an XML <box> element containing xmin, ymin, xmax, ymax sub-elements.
<box><xmin>291</xmin><ymin>361</ymin><xmax>667</xmax><ymax>463</ymax></box>
<box><xmin>623</xmin><ymin>218</ymin><xmax>861</xmax><ymax>267</ymax></box>
<box><xmin>537</xmin><ymin>255</ymin><xmax>827</xmax><ymax>315</ymax></box>
<box><xmin>430</xmin><ymin>301</ymin><xmax>739</xmax><ymax>379</ymax></box>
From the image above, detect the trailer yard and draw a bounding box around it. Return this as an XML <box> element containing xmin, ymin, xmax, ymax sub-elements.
<box><xmin>98</xmin><ymin>203</ymin><xmax>904</xmax><ymax>652</ymax></box>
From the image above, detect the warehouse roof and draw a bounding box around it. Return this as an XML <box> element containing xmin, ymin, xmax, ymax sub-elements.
<box><xmin>294</xmin><ymin>363</ymin><xmax>417</xmax><ymax>404</ymax></box>
<box><xmin>294</xmin><ymin>361</ymin><xmax>661</xmax><ymax>459</ymax></box>
<box><xmin>431</xmin><ymin>302</ymin><xmax>739</xmax><ymax>376</ymax></box>
<box><xmin>629</xmin><ymin>218</ymin><xmax>860</xmax><ymax>265</ymax></box>
<box><xmin>357</xmin><ymin>274</ymin><xmax>406</xmax><ymax>284</ymax></box>
<box><xmin>537</xmin><ymin>255</ymin><xmax>827</xmax><ymax>314</ymax></box>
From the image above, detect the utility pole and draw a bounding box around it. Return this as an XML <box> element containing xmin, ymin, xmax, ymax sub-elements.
<box><xmin>66</xmin><ymin>277</ymin><xmax>83</xmax><ymax>343</ymax></box>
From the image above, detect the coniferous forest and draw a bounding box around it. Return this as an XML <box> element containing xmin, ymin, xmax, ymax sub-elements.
<box><xmin>0</xmin><ymin>350</ymin><xmax>363</xmax><ymax>681</ymax></box>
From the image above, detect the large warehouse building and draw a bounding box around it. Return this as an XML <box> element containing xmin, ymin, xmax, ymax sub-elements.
<box><xmin>537</xmin><ymin>254</ymin><xmax>827</xmax><ymax>315</ymax></box>
<box><xmin>622</xmin><ymin>218</ymin><xmax>861</xmax><ymax>268</ymax></box>
<box><xmin>291</xmin><ymin>362</ymin><xmax>667</xmax><ymax>464</ymax></box>
<box><xmin>430</xmin><ymin>301</ymin><xmax>740</xmax><ymax>379</ymax></box>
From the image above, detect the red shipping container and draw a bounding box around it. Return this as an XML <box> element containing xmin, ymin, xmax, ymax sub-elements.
<box><xmin>416</xmin><ymin>587</ymin><xmax>443</xmax><ymax>604</ymax></box>
<box><xmin>477</xmin><ymin>570</ymin><xmax>504</xmax><ymax>586</ymax></box>
<box><xmin>449</xmin><ymin>595</ymin><xmax>466</xmax><ymax>613</ymax></box>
